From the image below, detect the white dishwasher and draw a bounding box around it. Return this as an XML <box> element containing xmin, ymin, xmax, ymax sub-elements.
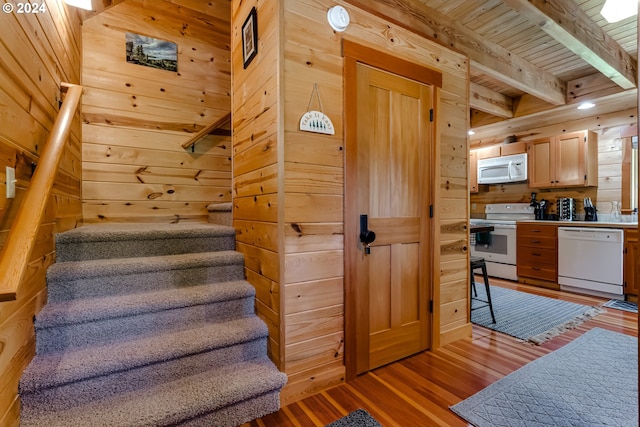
<box><xmin>558</xmin><ymin>227</ymin><xmax>624</xmax><ymax>298</ymax></box>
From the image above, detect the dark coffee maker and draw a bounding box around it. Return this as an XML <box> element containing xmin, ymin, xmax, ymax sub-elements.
<box><xmin>537</xmin><ymin>200</ymin><xmax>548</xmax><ymax>220</ymax></box>
<box><xmin>584</xmin><ymin>197</ymin><xmax>597</xmax><ymax>221</ymax></box>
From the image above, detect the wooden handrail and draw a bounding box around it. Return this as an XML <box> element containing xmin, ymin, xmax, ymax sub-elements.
<box><xmin>181</xmin><ymin>112</ymin><xmax>231</xmax><ymax>150</ymax></box>
<box><xmin>0</xmin><ymin>83</ymin><xmax>83</xmax><ymax>302</ymax></box>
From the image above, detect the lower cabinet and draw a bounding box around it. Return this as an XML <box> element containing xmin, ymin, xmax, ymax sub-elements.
<box><xmin>624</xmin><ymin>228</ymin><xmax>639</xmax><ymax>297</ymax></box>
<box><xmin>517</xmin><ymin>223</ymin><xmax>558</xmax><ymax>286</ymax></box>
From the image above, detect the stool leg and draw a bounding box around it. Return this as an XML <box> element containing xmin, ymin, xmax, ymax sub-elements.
<box><xmin>470</xmin><ymin>269</ymin><xmax>477</xmax><ymax>297</ymax></box>
<box><xmin>481</xmin><ymin>263</ymin><xmax>496</xmax><ymax>323</ymax></box>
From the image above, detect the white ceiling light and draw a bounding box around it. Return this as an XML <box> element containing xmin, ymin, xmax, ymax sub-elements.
<box><xmin>600</xmin><ymin>0</ymin><xmax>637</xmax><ymax>23</ymax></box>
<box><xmin>468</xmin><ymin>130</ymin><xmax>475</xmax><ymax>135</ymax></box>
<box><xmin>64</xmin><ymin>0</ymin><xmax>92</xmax><ymax>10</ymax></box>
<box><xmin>577</xmin><ymin>102</ymin><xmax>596</xmax><ymax>110</ymax></box>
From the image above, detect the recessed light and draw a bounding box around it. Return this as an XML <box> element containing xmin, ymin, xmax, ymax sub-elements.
<box><xmin>601</xmin><ymin>0</ymin><xmax>637</xmax><ymax>23</ymax></box>
<box><xmin>468</xmin><ymin>130</ymin><xmax>475</xmax><ymax>135</ymax></box>
<box><xmin>577</xmin><ymin>102</ymin><xmax>595</xmax><ymax>110</ymax></box>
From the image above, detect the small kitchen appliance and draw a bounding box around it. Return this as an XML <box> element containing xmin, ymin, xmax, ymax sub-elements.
<box><xmin>557</xmin><ymin>197</ymin><xmax>576</xmax><ymax>221</ymax></box>
<box><xmin>584</xmin><ymin>197</ymin><xmax>597</xmax><ymax>221</ymax></box>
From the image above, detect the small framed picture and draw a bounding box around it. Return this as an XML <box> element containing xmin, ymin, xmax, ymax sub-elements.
<box><xmin>242</xmin><ymin>7</ymin><xmax>258</xmax><ymax>69</ymax></box>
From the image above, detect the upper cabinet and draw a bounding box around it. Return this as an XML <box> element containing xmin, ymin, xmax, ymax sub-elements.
<box><xmin>475</xmin><ymin>142</ymin><xmax>526</xmax><ymax>160</ymax></box>
<box><xmin>528</xmin><ymin>130</ymin><xmax>597</xmax><ymax>188</ymax></box>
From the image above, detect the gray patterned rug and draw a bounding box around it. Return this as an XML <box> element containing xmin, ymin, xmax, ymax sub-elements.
<box><xmin>326</xmin><ymin>409</ymin><xmax>382</xmax><ymax>427</ymax></box>
<box><xmin>603</xmin><ymin>299</ymin><xmax>638</xmax><ymax>313</ymax></box>
<box><xmin>472</xmin><ymin>285</ymin><xmax>604</xmax><ymax>344</ymax></box>
<box><xmin>451</xmin><ymin>328</ymin><xmax>638</xmax><ymax>426</ymax></box>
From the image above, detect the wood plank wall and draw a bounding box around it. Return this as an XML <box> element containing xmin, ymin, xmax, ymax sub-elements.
<box><xmin>470</xmin><ymin>125</ymin><xmax>628</xmax><ymax>217</ymax></box>
<box><xmin>81</xmin><ymin>0</ymin><xmax>232</xmax><ymax>223</ymax></box>
<box><xmin>231</xmin><ymin>0</ymin><xmax>469</xmax><ymax>405</ymax></box>
<box><xmin>0</xmin><ymin>1</ymin><xmax>82</xmax><ymax>424</ymax></box>
<box><xmin>231</xmin><ymin>0</ymin><xmax>282</xmax><ymax>368</ymax></box>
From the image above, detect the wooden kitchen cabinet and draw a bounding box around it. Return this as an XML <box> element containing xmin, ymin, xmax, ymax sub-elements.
<box><xmin>470</xmin><ymin>149</ymin><xmax>478</xmax><ymax>193</ymax></box>
<box><xmin>528</xmin><ymin>130</ymin><xmax>597</xmax><ymax>188</ymax></box>
<box><xmin>624</xmin><ymin>228</ymin><xmax>639</xmax><ymax>297</ymax></box>
<box><xmin>517</xmin><ymin>223</ymin><xmax>558</xmax><ymax>286</ymax></box>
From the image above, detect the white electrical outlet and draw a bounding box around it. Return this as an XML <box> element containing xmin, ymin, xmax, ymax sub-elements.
<box><xmin>6</xmin><ymin>166</ymin><xmax>16</xmax><ymax>199</ymax></box>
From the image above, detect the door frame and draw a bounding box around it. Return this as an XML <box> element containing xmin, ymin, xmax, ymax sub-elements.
<box><xmin>343</xmin><ymin>40</ymin><xmax>442</xmax><ymax>380</ymax></box>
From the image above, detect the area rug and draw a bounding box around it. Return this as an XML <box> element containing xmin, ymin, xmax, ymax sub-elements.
<box><xmin>603</xmin><ymin>299</ymin><xmax>638</xmax><ymax>313</ymax></box>
<box><xmin>471</xmin><ymin>285</ymin><xmax>604</xmax><ymax>344</ymax></box>
<box><xmin>325</xmin><ymin>409</ymin><xmax>382</xmax><ymax>427</ymax></box>
<box><xmin>450</xmin><ymin>328</ymin><xmax>638</xmax><ymax>427</ymax></box>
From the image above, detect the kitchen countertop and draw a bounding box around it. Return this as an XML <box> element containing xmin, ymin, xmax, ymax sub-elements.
<box><xmin>517</xmin><ymin>220</ymin><xmax>638</xmax><ymax>229</ymax></box>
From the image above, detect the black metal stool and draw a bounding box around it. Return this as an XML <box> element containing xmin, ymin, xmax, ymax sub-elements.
<box><xmin>470</xmin><ymin>256</ymin><xmax>496</xmax><ymax>323</ymax></box>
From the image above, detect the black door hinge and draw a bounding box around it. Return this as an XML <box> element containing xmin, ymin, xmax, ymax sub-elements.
<box><xmin>430</xmin><ymin>109</ymin><xmax>434</xmax><ymax>122</ymax></box>
<box><xmin>429</xmin><ymin>300</ymin><xmax>433</xmax><ymax>313</ymax></box>
<box><xmin>429</xmin><ymin>205</ymin><xmax>434</xmax><ymax>218</ymax></box>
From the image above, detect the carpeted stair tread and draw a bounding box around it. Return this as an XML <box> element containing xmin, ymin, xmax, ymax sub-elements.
<box><xmin>21</xmin><ymin>316</ymin><xmax>268</xmax><ymax>393</ymax></box>
<box><xmin>21</xmin><ymin>357</ymin><xmax>288</xmax><ymax>427</ymax></box>
<box><xmin>48</xmin><ymin>250</ymin><xmax>243</xmax><ymax>282</ymax></box>
<box><xmin>56</xmin><ymin>222</ymin><xmax>235</xmax><ymax>242</ymax></box>
<box><xmin>55</xmin><ymin>223</ymin><xmax>236</xmax><ymax>262</ymax></box>
<box><xmin>35</xmin><ymin>280</ymin><xmax>255</xmax><ymax>328</ymax></box>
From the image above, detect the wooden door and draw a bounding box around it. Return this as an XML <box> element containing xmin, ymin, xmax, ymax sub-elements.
<box><xmin>554</xmin><ymin>131</ymin><xmax>586</xmax><ymax>186</ymax></box>
<box><xmin>470</xmin><ymin>150</ymin><xmax>478</xmax><ymax>193</ymax></box>
<box><xmin>352</xmin><ymin>63</ymin><xmax>433</xmax><ymax>374</ymax></box>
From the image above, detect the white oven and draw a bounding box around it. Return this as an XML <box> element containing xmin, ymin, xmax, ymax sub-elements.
<box><xmin>470</xmin><ymin>203</ymin><xmax>536</xmax><ymax>281</ymax></box>
<box><xmin>470</xmin><ymin>220</ymin><xmax>518</xmax><ymax>281</ymax></box>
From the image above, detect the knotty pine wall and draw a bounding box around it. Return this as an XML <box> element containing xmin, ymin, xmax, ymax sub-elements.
<box><xmin>470</xmin><ymin>125</ymin><xmax>629</xmax><ymax>217</ymax></box>
<box><xmin>81</xmin><ymin>0</ymin><xmax>232</xmax><ymax>223</ymax></box>
<box><xmin>0</xmin><ymin>1</ymin><xmax>82</xmax><ymax>424</ymax></box>
<box><xmin>231</xmin><ymin>0</ymin><xmax>469</xmax><ymax>404</ymax></box>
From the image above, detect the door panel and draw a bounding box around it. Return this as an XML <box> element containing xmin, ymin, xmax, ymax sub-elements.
<box><xmin>354</xmin><ymin>63</ymin><xmax>432</xmax><ymax>374</ymax></box>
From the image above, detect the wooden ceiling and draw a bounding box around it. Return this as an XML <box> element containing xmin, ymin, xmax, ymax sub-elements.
<box><xmin>347</xmin><ymin>0</ymin><xmax>638</xmax><ymax>143</ymax></box>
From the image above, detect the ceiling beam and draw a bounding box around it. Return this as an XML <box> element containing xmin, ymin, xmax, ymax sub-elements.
<box><xmin>470</xmin><ymin>89</ymin><xmax>638</xmax><ymax>142</ymax></box>
<box><xmin>344</xmin><ymin>0</ymin><xmax>567</xmax><ymax>105</ymax></box>
<box><xmin>470</xmin><ymin>83</ymin><xmax>514</xmax><ymax>118</ymax></box>
<box><xmin>502</xmin><ymin>0</ymin><xmax>637</xmax><ymax>90</ymax></box>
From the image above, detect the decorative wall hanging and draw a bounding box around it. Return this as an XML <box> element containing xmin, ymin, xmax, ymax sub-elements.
<box><xmin>242</xmin><ymin>7</ymin><xmax>258</xmax><ymax>69</ymax></box>
<box><xmin>126</xmin><ymin>33</ymin><xmax>177</xmax><ymax>72</ymax></box>
<box><xmin>299</xmin><ymin>83</ymin><xmax>335</xmax><ymax>135</ymax></box>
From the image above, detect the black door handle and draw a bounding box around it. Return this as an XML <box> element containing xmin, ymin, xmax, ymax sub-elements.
<box><xmin>359</xmin><ymin>214</ymin><xmax>376</xmax><ymax>254</ymax></box>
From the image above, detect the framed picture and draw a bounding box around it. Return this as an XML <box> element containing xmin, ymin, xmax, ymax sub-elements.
<box><xmin>242</xmin><ymin>7</ymin><xmax>258</xmax><ymax>69</ymax></box>
<box><xmin>126</xmin><ymin>32</ymin><xmax>177</xmax><ymax>72</ymax></box>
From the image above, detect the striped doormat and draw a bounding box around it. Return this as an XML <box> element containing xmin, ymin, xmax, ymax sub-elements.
<box><xmin>472</xmin><ymin>285</ymin><xmax>604</xmax><ymax>344</ymax></box>
<box><xmin>603</xmin><ymin>299</ymin><xmax>638</xmax><ymax>313</ymax></box>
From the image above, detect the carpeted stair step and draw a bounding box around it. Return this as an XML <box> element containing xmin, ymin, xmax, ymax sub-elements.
<box><xmin>34</xmin><ymin>280</ymin><xmax>256</xmax><ymax>354</ymax></box>
<box><xmin>21</xmin><ymin>315</ymin><xmax>269</xmax><ymax>394</ymax></box>
<box><xmin>55</xmin><ymin>223</ymin><xmax>236</xmax><ymax>262</ymax></box>
<box><xmin>207</xmin><ymin>202</ymin><xmax>233</xmax><ymax>226</ymax></box>
<box><xmin>20</xmin><ymin>356</ymin><xmax>288</xmax><ymax>427</ymax></box>
<box><xmin>46</xmin><ymin>251</ymin><xmax>245</xmax><ymax>302</ymax></box>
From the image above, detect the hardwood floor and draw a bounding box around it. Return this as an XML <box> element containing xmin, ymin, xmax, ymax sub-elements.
<box><xmin>244</xmin><ymin>279</ymin><xmax>638</xmax><ymax>427</ymax></box>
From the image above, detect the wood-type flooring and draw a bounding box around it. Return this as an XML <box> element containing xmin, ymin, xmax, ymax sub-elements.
<box><xmin>243</xmin><ymin>278</ymin><xmax>639</xmax><ymax>427</ymax></box>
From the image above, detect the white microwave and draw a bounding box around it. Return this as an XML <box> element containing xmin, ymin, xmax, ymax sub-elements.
<box><xmin>477</xmin><ymin>153</ymin><xmax>527</xmax><ymax>184</ymax></box>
